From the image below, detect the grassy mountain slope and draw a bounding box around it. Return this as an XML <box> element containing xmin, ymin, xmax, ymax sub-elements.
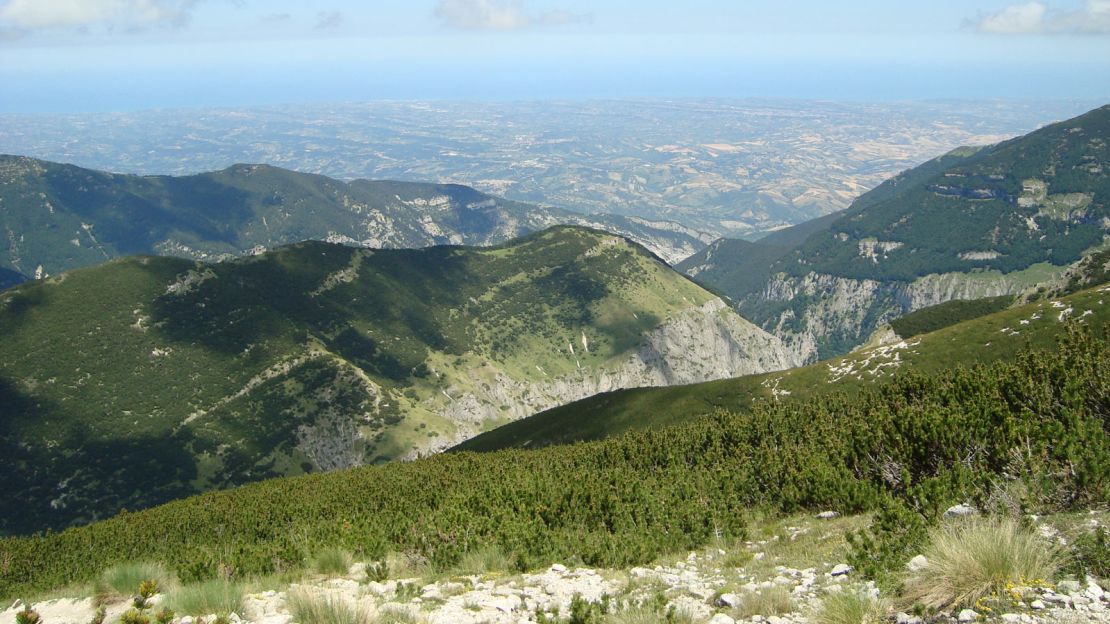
<box><xmin>2</xmin><ymin>316</ymin><xmax>1105</xmax><ymax>600</ymax></box>
<box><xmin>0</xmin><ymin>226</ymin><xmax>788</xmax><ymax>536</ymax></box>
<box><xmin>681</xmin><ymin>104</ymin><xmax>1110</xmax><ymax>361</ymax></box>
<box><xmin>454</xmin><ymin>281</ymin><xmax>1110</xmax><ymax>452</ymax></box>
<box><xmin>781</xmin><ymin>106</ymin><xmax>1108</xmax><ymax>282</ymax></box>
<box><xmin>0</xmin><ymin>155</ymin><xmax>709</xmax><ymax>285</ymax></box>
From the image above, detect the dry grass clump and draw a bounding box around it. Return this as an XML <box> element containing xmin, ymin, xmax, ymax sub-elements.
<box><xmin>286</xmin><ymin>589</ymin><xmax>372</xmax><ymax>624</ymax></box>
<box><xmin>731</xmin><ymin>586</ymin><xmax>795</xmax><ymax>619</ymax></box>
<box><xmin>165</xmin><ymin>580</ymin><xmax>245</xmax><ymax>616</ymax></box>
<box><xmin>901</xmin><ymin>517</ymin><xmax>1060</xmax><ymax>609</ymax></box>
<box><xmin>95</xmin><ymin>563</ymin><xmax>176</xmax><ymax>603</ymax></box>
<box><xmin>812</xmin><ymin>589</ymin><xmax>888</xmax><ymax>624</ymax></box>
<box><xmin>311</xmin><ymin>548</ymin><xmax>354</xmax><ymax>577</ymax></box>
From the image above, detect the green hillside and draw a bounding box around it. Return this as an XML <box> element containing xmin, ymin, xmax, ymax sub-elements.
<box><xmin>0</xmin><ymin>226</ymin><xmax>744</xmax><ymax>536</ymax></box>
<box><xmin>455</xmin><ymin>281</ymin><xmax>1110</xmax><ymax>452</ymax></box>
<box><xmin>677</xmin><ymin>105</ymin><xmax>1110</xmax><ymax>361</ymax></box>
<box><xmin>2</xmin><ymin>318</ymin><xmax>1105</xmax><ymax>600</ymax></box>
<box><xmin>0</xmin><ymin>155</ymin><xmax>707</xmax><ymax>284</ymax></box>
<box><xmin>781</xmin><ymin>105</ymin><xmax>1109</xmax><ymax>282</ymax></box>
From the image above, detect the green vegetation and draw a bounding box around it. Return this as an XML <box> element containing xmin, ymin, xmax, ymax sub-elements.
<box><xmin>901</xmin><ymin>518</ymin><xmax>1061</xmax><ymax>609</ymax></box>
<box><xmin>0</xmin><ymin>226</ymin><xmax>714</xmax><ymax>535</ymax></box>
<box><xmin>457</xmin><ymin>282</ymin><xmax>1110</xmax><ymax>453</ymax></box>
<box><xmin>1064</xmin><ymin>526</ymin><xmax>1110</xmax><ymax>578</ymax></box>
<box><xmin>888</xmin><ymin>295</ymin><xmax>1014</xmax><ymax>338</ymax></box>
<box><xmin>2</xmin><ymin>322</ymin><xmax>1106</xmax><ymax>599</ymax></box>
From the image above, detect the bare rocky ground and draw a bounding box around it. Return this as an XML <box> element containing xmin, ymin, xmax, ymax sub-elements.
<box><xmin>3</xmin><ymin>513</ymin><xmax>1106</xmax><ymax>624</ymax></box>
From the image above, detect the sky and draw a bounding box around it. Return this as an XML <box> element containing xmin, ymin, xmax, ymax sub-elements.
<box><xmin>0</xmin><ymin>0</ymin><xmax>1109</xmax><ymax>112</ymax></box>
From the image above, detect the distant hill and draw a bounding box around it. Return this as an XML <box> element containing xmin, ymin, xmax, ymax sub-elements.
<box><xmin>0</xmin><ymin>156</ymin><xmax>711</xmax><ymax>287</ymax></box>
<box><xmin>0</xmin><ymin>226</ymin><xmax>793</xmax><ymax>535</ymax></box>
<box><xmin>679</xmin><ymin>104</ymin><xmax>1110</xmax><ymax>360</ymax></box>
<box><xmin>454</xmin><ymin>280</ymin><xmax>1110</xmax><ymax>453</ymax></box>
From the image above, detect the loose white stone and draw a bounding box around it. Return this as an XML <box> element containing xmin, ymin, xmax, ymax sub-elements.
<box><xmin>1031</xmin><ymin>600</ymin><xmax>1046</xmax><ymax>610</ymax></box>
<box><xmin>715</xmin><ymin>593</ymin><xmax>741</xmax><ymax>608</ymax></box>
<box><xmin>906</xmin><ymin>555</ymin><xmax>929</xmax><ymax>572</ymax></box>
<box><xmin>817</xmin><ymin>511</ymin><xmax>840</xmax><ymax>519</ymax></box>
<box><xmin>945</xmin><ymin>504</ymin><xmax>977</xmax><ymax>518</ymax></box>
<box><xmin>958</xmin><ymin>608</ymin><xmax>978</xmax><ymax>622</ymax></box>
<box><xmin>709</xmin><ymin>615</ymin><xmax>737</xmax><ymax>624</ymax></box>
<box><xmin>830</xmin><ymin>563</ymin><xmax>852</xmax><ymax>577</ymax></box>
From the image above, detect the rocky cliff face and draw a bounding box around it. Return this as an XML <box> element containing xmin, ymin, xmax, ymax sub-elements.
<box><xmin>749</xmin><ymin>266</ymin><xmax>1068</xmax><ymax>363</ymax></box>
<box><xmin>403</xmin><ymin>298</ymin><xmax>798</xmax><ymax>457</ymax></box>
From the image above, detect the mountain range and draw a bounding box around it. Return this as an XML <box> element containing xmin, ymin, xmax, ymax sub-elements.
<box><xmin>679</xmin><ymin>104</ymin><xmax>1110</xmax><ymax>361</ymax></box>
<box><xmin>0</xmin><ymin>226</ymin><xmax>792</xmax><ymax>536</ymax></box>
<box><xmin>0</xmin><ymin>155</ymin><xmax>710</xmax><ymax>287</ymax></box>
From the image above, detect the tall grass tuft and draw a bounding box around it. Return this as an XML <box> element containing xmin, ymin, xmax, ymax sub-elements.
<box><xmin>813</xmin><ymin>589</ymin><xmax>888</xmax><ymax>624</ymax></box>
<box><xmin>731</xmin><ymin>586</ymin><xmax>795</xmax><ymax>619</ymax></box>
<box><xmin>165</xmin><ymin>580</ymin><xmax>245</xmax><ymax>616</ymax></box>
<box><xmin>95</xmin><ymin>563</ymin><xmax>176</xmax><ymax>603</ymax></box>
<box><xmin>311</xmin><ymin>548</ymin><xmax>354</xmax><ymax>577</ymax></box>
<box><xmin>901</xmin><ymin>517</ymin><xmax>1060</xmax><ymax>609</ymax></box>
<box><xmin>604</xmin><ymin>604</ymin><xmax>697</xmax><ymax>624</ymax></box>
<box><xmin>286</xmin><ymin>589</ymin><xmax>371</xmax><ymax>624</ymax></box>
<box><xmin>451</xmin><ymin>545</ymin><xmax>511</xmax><ymax>577</ymax></box>
<box><xmin>372</xmin><ymin>605</ymin><xmax>424</xmax><ymax>624</ymax></box>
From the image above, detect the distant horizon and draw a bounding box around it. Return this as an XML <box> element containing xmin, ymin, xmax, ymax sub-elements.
<box><xmin>2</xmin><ymin>1</ymin><xmax>1109</xmax><ymax>113</ymax></box>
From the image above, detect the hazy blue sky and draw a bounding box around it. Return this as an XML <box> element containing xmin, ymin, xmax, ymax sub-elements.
<box><xmin>1</xmin><ymin>0</ymin><xmax>1109</xmax><ymax>111</ymax></box>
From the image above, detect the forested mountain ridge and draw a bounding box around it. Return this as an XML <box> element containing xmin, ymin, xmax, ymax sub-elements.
<box><xmin>0</xmin><ymin>155</ymin><xmax>710</xmax><ymax>287</ymax></box>
<box><xmin>0</xmin><ymin>226</ymin><xmax>792</xmax><ymax>536</ymax></box>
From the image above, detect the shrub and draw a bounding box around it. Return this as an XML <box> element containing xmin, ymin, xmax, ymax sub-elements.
<box><xmin>286</xmin><ymin>589</ymin><xmax>371</xmax><ymax>624</ymax></box>
<box><xmin>166</xmin><ymin>580</ymin><xmax>245</xmax><ymax>616</ymax></box>
<box><xmin>120</xmin><ymin>609</ymin><xmax>150</xmax><ymax>624</ymax></box>
<box><xmin>311</xmin><ymin>548</ymin><xmax>354</xmax><ymax>577</ymax></box>
<box><xmin>731</xmin><ymin>586</ymin><xmax>794</xmax><ymax>619</ymax></box>
<box><xmin>1063</xmin><ymin>526</ymin><xmax>1110</xmax><ymax>579</ymax></box>
<box><xmin>901</xmin><ymin>518</ymin><xmax>1061</xmax><ymax>609</ymax></box>
<box><xmin>15</xmin><ymin>607</ymin><xmax>40</xmax><ymax>624</ymax></box>
<box><xmin>812</xmin><ymin>589</ymin><xmax>888</xmax><ymax>624</ymax></box>
<box><xmin>365</xmin><ymin>561</ymin><xmax>389</xmax><ymax>583</ymax></box>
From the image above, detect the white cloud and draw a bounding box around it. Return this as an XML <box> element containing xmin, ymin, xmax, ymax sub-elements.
<box><xmin>0</xmin><ymin>0</ymin><xmax>198</xmax><ymax>33</ymax></box>
<box><xmin>433</xmin><ymin>0</ymin><xmax>589</xmax><ymax>31</ymax></box>
<box><xmin>973</xmin><ymin>0</ymin><xmax>1110</xmax><ymax>34</ymax></box>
